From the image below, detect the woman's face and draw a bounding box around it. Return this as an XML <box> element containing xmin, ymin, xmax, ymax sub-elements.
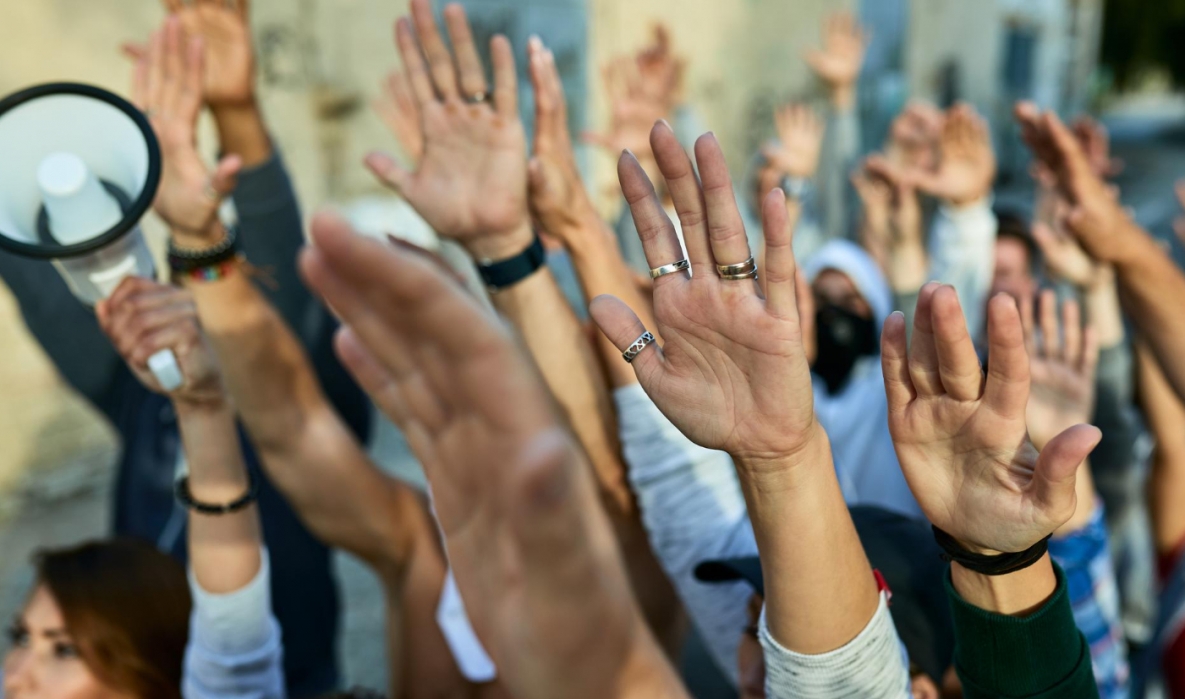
<box><xmin>3</xmin><ymin>586</ymin><xmax>128</xmax><ymax>699</ymax></box>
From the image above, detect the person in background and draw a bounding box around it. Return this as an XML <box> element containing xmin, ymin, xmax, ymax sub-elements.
<box><xmin>0</xmin><ymin>3</ymin><xmax>365</xmax><ymax>694</ymax></box>
<box><xmin>4</xmin><ymin>175</ymin><xmax>284</xmax><ymax>699</ymax></box>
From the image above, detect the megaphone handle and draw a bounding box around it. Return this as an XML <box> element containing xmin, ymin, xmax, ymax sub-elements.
<box><xmin>148</xmin><ymin>349</ymin><xmax>185</xmax><ymax>392</ymax></box>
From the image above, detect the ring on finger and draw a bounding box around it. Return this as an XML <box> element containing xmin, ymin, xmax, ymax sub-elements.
<box><xmin>465</xmin><ymin>91</ymin><xmax>489</xmax><ymax>105</ymax></box>
<box><xmin>622</xmin><ymin>331</ymin><xmax>656</xmax><ymax>364</ymax></box>
<box><xmin>716</xmin><ymin>256</ymin><xmax>757</xmax><ymax>277</ymax></box>
<box><xmin>720</xmin><ymin>269</ymin><xmax>759</xmax><ymax>281</ymax></box>
<box><xmin>649</xmin><ymin>259</ymin><xmax>690</xmax><ymax>280</ymax></box>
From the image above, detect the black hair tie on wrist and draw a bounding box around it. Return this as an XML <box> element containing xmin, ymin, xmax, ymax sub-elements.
<box><xmin>931</xmin><ymin>526</ymin><xmax>1051</xmax><ymax>576</ymax></box>
<box><xmin>175</xmin><ymin>475</ymin><xmax>258</xmax><ymax>516</ymax></box>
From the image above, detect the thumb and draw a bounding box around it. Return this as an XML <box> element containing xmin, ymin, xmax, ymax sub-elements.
<box><xmin>209</xmin><ymin>155</ymin><xmax>243</xmax><ymax>199</ymax></box>
<box><xmin>1031</xmin><ymin>424</ymin><xmax>1102</xmax><ymax>515</ymax></box>
<box><xmin>365</xmin><ymin>151</ymin><xmax>412</xmax><ymax>194</ymax></box>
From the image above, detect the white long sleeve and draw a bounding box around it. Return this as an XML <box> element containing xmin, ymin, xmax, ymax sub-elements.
<box><xmin>761</xmin><ymin>592</ymin><xmax>911</xmax><ymax>699</ymax></box>
<box><xmin>615</xmin><ymin>384</ymin><xmax>754</xmax><ymax>685</ymax></box>
<box><xmin>183</xmin><ymin>549</ymin><xmax>285</xmax><ymax>699</ymax></box>
<box><xmin>927</xmin><ymin>198</ymin><xmax>997</xmax><ymax>338</ymax></box>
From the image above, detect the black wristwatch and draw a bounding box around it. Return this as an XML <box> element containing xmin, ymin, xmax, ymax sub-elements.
<box><xmin>476</xmin><ymin>235</ymin><xmax>546</xmax><ymax>292</ymax></box>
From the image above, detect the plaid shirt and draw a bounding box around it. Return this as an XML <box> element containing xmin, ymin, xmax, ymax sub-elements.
<box><xmin>1049</xmin><ymin>503</ymin><xmax>1130</xmax><ymax>699</ymax></box>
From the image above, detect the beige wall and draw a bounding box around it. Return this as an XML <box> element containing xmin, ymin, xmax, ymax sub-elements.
<box><xmin>0</xmin><ymin>0</ymin><xmax>853</xmax><ymax>504</ymax></box>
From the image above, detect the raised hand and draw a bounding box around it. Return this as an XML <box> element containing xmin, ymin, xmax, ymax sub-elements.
<box><xmin>763</xmin><ymin>104</ymin><xmax>824</xmax><ymax>180</ymax></box>
<box><xmin>365</xmin><ymin>0</ymin><xmax>531</xmax><ymax>262</ymax></box>
<box><xmin>1015</xmin><ymin>103</ymin><xmax>1136</xmax><ymax>264</ymax></box>
<box><xmin>298</xmin><ymin>214</ymin><xmax>686</xmax><ymax>699</ymax></box>
<box><xmin>1071</xmin><ymin>116</ymin><xmax>1123</xmax><ymax>179</ymax></box>
<box><xmin>804</xmin><ymin>11</ymin><xmax>867</xmax><ymax>109</ymax></box>
<box><xmin>886</xmin><ymin>102</ymin><xmax>944</xmax><ymax>171</ymax></box>
<box><xmin>164</xmin><ymin>0</ymin><xmax>255</xmax><ymax>108</ymax></box>
<box><xmin>96</xmin><ymin>278</ymin><xmax>223</xmax><ymax>405</ymax></box>
<box><xmin>372</xmin><ymin>70</ymin><xmax>424</xmax><ymax>167</ymax></box>
<box><xmin>863</xmin><ymin>156</ymin><xmax>925</xmax><ymax>292</ymax></box>
<box><xmin>590</xmin><ymin>122</ymin><xmax>819</xmax><ymax>476</ymax></box>
<box><xmin>526</xmin><ymin>37</ymin><xmax>602</xmax><ymax>246</ymax></box>
<box><xmin>881</xmin><ymin>285</ymin><xmax>1101</xmax><ymax>555</ymax></box>
<box><xmin>1021</xmin><ymin>290</ymin><xmax>1099</xmax><ymax>452</ymax></box>
<box><xmin>635</xmin><ymin>25</ymin><xmax>685</xmax><ymax>114</ymax></box>
<box><xmin>1032</xmin><ymin>221</ymin><xmax>1106</xmax><ymax>288</ymax></box>
<box><xmin>583</xmin><ymin>57</ymin><xmax>669</xmax><ymax>164</ymax></box>
<box><xmin>132</xmin><ymin>16</ymin><xmax>241</xmax><ymax>242</ymax></box>
<box><xmin>903</xmin><ymin>104</ymin><xmax>996</xmax><ymax>207</ymax></box>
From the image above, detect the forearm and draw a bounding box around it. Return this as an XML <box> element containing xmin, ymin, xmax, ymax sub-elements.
<box><xmin>948</xmin><ymin>557</ymin><xmax>1099</xmax><ymax>697</ymax></box>
<box><xmin>566</xmin><ymin>216</ymin><xmax>660</xmax><ymax>389</ymax></box>
<box><xmin>819</xmin><ymin>104</ymin><xmax>860</xmax><ymax>240</ymax></box>
<box><xmin>1138</xmin><ymin>344</ymin><xmax>1185</xmax><ymax>554</ymax></box>
<box><xmin>212</xmin><ymin>102</ymin><xmax>272</xmax><ymax>168</ymax></box>
<box><xmin>177</xmin><ymin>399</ymin><xmax>262</xmax><ymax>596</ymax></box>
<box><xmin>186</xmin><ymin>269</ymin><xmax>410</xmax><ymax>573</ymax></box>
<box><xmin>491</xmin><ymin>249</ymin><xmax>635</xmax><ymax>516</ymax></box>
<box><xmin>1083</xmin><ymin>268</ymin><xmax>1124</xmax><ymax>348</ymax></box>
<box><xmin>737</xmin><ymin>426</ymin><xmax>879</xmax><ymax>654</ymax></box>
<box><xmin>1114</xmin><ymin>228</ymin><xmax>1185</xmax><ymax>403</ymax></box>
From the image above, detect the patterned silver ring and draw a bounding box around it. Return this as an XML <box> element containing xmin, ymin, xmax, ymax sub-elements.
<box><xmin>622</xmin><ymin>331</ymin><xmax>656</xmax><ymax>364</ymax></box>
<box><xmin>649</xmin><ymin>259</ymin><xmax>690</xmax><ymax>280</ymax></box>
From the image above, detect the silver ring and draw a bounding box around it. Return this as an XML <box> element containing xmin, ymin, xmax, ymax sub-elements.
<box><xmin>465</xmin><ymin>91</ymin><xmax>489</xmax><ymax>105</ymax></box>
<box><xmin>716</xmin><ymin>257</ymin><xmax>757</xmax><ymax>277</ymax></box>
<box><xmin>649</xmin><ymin>259</ymin><xmax>690</xmax><ymax>280</ymax></box>
<box><xmin>622</xmin><ymin>331</ymin><xmax>656</xmax><ymax>364</ymax></box>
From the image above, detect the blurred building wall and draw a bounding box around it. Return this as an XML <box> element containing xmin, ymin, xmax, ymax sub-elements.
<box><xmin>0</xmin><ymin>0</ymin><xmax>1099</xmax><ymax>506</ymax></box>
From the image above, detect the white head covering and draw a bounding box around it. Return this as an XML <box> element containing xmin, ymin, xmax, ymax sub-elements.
<box><xmin>805</xmin><ymin>240</ymin><xmax>922</xmax><ymax>519</ymax></box>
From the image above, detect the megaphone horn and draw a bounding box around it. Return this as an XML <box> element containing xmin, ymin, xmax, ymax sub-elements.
<box><xmin>0</xmin><ymin>82</ymin><xmax>183</xmax><ymax>391</ymax></box>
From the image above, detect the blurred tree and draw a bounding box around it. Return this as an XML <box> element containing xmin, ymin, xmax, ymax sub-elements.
<box><xmin>1101</xmin><ymin>0</ymin><xmax>1185</xmax><ymax>89</ymax></box>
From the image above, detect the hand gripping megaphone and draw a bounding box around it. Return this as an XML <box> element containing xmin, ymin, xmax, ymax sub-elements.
<box><xmin>0</xmin><ymin>83</ymin><xmax>182</xmax><ymax>390</ymax></box>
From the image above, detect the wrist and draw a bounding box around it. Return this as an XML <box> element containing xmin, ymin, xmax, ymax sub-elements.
<box><xmin>950</xmin><ymin>553</ymin><xmax>1057</xmax><ymax>616</ymax></box>
<box><xmin>211</xmin><ymin>101</ymin><xmax>272</xmax><ymax>168</ymax></box>
<box><xmin>944</xmin><ymin>190</ymin><xmax>993</xmax><ymax>211</ymax></box>
<box><xmin>465</xmin><ymin>222</ymin><xmax>536</xmax><ymax>263</ymax></box>
<box><xmin>830</xmin><ymin>84</ymin><xmax>856</xmax><ymax>112</ymax></box>
<box><xmin>171</xmin><ymin>221</ymin><xmax>230</xmax><ymax>252</ymax></box>
<box><xmin>173</xmin><ymin>393</ymin><xmax>232</xmax><ymax>420</ymax></box>
<box><xmin>732</xmin><ymin>421</ymin><xmax>832</xmax><ymax>491</ymax></box>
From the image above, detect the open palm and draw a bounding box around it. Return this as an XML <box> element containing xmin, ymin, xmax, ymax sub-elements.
<box><xmin>1022</xmin><ymin>291</ymin><xmax>1098</xmax><ymax>451</ymax></box>
<box><xmin>881</xmin><ymin>285</ymin><xmax>1101</xmax><ymax>555</ymax></box>
<box><xmin>366</xmin><ymin>1</ymin><xmax>529</xmax><ymax>256</ymax></box>
<box><xmin>167</xmin><ymin>0</ymin><xmax>255</xmax><ymax>107</ymax></box>
<box><xmin>591</xmin><ymin>123</ymin><xmax>817</xmax><ymax>472</ymax></box>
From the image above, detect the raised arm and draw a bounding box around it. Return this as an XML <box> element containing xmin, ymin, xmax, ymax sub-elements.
<box><xmin>881</xmin><ymin>284</ymin><xmax>1101</xmax><ymax>696</ymax></box>
<box><xmin>300</xmin><ymin>213</ymin><xmax>689</xmax><ymax>699</ymax></box>
<box><xmin>591</xmin><ymin>125</ymin><xmax>907</xmax><ymax>694</ymax></box>
<box><xmin>1017</xmin><ymin>103</ymin><xmax>1185</xmax><ymax>403</ymax></box>
<box><xmin>129</xmin><ymin>22</ymin><xmax>467</xmax><ymax>698</ymax></box>
<box><xmin>97</xmin><ymin>280</ymin><xmax>282</xmax><ymax>699</ymax></box>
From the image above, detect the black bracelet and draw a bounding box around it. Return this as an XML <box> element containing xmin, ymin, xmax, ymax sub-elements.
<box><xmin>476</xmin><ymin>235</ymin><xmax>546</xmax><ymax>292</ymax></box>
<box><xmin>931</xmin><ymin>526</ymin><xmax>1051</xmax><ymax>576</ymax></box>
<box><xmin>168</xmin><ymin>226</ymin><xmax>240</xmax><ymax>274</ymax></box>
<box><xmin>174</xmin><ymin>474</ymin><xmax>258</xmax><ymax>516</ymax></box>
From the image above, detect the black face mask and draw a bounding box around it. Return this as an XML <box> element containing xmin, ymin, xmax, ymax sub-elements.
<box><xmin>813</xmin><ymin>304</ymin><xmax>878</xmax><ymax>394</ymax></box>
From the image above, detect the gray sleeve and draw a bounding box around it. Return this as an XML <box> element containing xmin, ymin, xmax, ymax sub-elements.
<box><xmin>615</xmin><ymin>384</ymin><xmax>755</xmax><ymax>686</ymax></box>
<box><xmin>230</xmin><ymin>151</ymin><xmax>322</xmax><ymax>337</ymax></box>
<box><xmin>1090</xmin><ymin>342</ymin><xmax>1146</xmax><ymax>515</ymax></box>
<box><xmin>927</xmin><ymin>200</ymin><xmax>997</xmax><ymax>339</ymax></box>
<box><xmin>761</xmin><ymin>592</ymin><xmax>911</xmax><ymax>699</ymax></box>
<box><xmin>817</xmin><ymin>106</ymin><xmax>861</xmax><ymax>241</ymax></box>
<box><xmin>183</xmin><ymin>550</ymin><xmax>285</xmax><ymax>699</ymax></box>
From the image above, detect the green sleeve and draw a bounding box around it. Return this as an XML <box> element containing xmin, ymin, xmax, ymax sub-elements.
<box><xmin>946</xmin><ymin>562</ymin><xmax>1100</xmax><ymax>699</ymax></box>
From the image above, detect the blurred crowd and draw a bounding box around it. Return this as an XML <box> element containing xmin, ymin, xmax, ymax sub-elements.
<box><xmin>4</xmin><ymin>1</ymin><xmax>1185</xmax><ymax>698</ymax></box>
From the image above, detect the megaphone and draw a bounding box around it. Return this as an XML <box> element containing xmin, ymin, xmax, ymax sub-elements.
<box><xmin>0</xmin><ymin>83</ymin><xmax>182</xmax><ymax>390</ymax></box>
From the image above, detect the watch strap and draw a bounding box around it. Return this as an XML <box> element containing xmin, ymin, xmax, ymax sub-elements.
<box><xmin>477</xmin><ymin>235</ymin><xmax>546</xmax><ymax>292</ymax></box>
